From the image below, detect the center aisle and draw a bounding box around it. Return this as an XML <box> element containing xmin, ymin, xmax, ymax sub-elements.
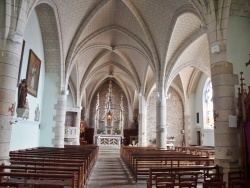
<box><xmin>86</xmin><ymin>146</ymin><xmax>146</xmax><ymax>188</ymax></box>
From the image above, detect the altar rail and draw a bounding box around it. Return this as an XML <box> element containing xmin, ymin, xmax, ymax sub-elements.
<box><xmin>95</xmin><ymin>135</ymin><xmax>122</xmax><ymax>146</ymax></box>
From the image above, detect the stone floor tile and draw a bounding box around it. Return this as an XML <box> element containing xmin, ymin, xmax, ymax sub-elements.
<box><xmin>86</xmin><ymin>146</ymin><xmax>203</xmax><ymax>188</ymax></box>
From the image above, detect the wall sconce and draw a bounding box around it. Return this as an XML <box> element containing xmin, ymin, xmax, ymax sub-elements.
<box><xmin>181</xmin><ymin>129</ymin><xmax>185</xmax><ymax>134</ymax></box>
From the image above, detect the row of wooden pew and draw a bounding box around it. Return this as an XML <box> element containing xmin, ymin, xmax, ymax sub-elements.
<box><xmin>147</xmin><ymin>169</ymin><xmax>250</xmax><ymax>188</ymax></box>
<box><xmin>0</xmin><ymin>145</ymin><xmax>99</xmax><ymax>188</ymax></box>
<box><xmin>175</xmin><ymin>146</ymin><xmax>215</xmax><ymax>157</ymax></box>
<box><xmin>120</xmin><ymin>146</ymin><xmax>215</xmax><ymax>183</ymax></box>
<box><xmin>121</xmin><ymin>146</ymin><xmax>250</xmax><ymax>187</ymax></box>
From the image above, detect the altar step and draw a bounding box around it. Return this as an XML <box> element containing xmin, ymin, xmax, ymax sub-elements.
<box><xmin>98</xmin><ymin>145</ymin><xmax>120</xmax><ymax>153</ymax></box>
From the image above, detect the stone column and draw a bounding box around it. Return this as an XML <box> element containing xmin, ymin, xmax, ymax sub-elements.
<box><xmin>52</xmin><ymin>93</ymin><xmax>67</xmax><ymax>148</ymax></box>
<box><xmin>211</xmin><ymin>62</ymin><xmax>239</xmax><ymax>173</ymax></box>
<box><xmin>0</xmin><ymin>40</ymin><xmax>22</xmax><ymax>164</ymax></box>
<box><xmin>0</xmin><ymin>1</ymin><xmax>27</xmax><ymax>164</ymax></box>
<box><xmin>156</xmin><ymin>92</ymin><xmax>167</xmax><ymax>149</ymax></box>
<box><xmin>138</xmin><ymin>94</ymin><xmax>146</xmax><ymax>146</ymax></box>
<box><xmin>75</xmin><ymin>109</ymin><xmax>81</xmax><ymax>145</ymax></box>
<box><xmin>204</xmin><ymin>0</ymin><xmax>240</xmax><ymax>180</ymax></box>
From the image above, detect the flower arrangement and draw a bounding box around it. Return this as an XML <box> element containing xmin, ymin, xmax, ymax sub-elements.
<box><xmin>113</xmin><ymin>128</ymin><xmax>121</xmax><ymax>135</ymax></box>
<box><xmin>97</xmin><ymin>129</ymin><xmax>103</xmax><ymax>134</ymax></box>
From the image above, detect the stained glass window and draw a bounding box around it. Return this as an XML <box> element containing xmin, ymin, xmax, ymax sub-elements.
<box><xmin>204</xmin><ymin>79</ymin><xmax>214</xmax><ymax>129</ymax></box>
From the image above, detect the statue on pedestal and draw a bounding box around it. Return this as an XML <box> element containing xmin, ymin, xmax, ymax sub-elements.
<box><xmin>18</xmin><ymin>79</ymin><xmax>28</xmax><ymax>108</ymax></box>
<box><xmin>16</xmin><ymin>79</ymin><xmax>29</xmax><ymax>119</ymax></box>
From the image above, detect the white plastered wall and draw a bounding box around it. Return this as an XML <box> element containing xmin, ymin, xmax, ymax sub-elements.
<box><xmin>11</xmin><ymin>10</ymin><xmax>45</xmax><ymax>150</ymax></box>
<box><xmin>191</xmin><ymin>73</ymin><xmax>214</xmax><ymax>146</ymax></box>
<box><xmin>227</xmin><ymin>16</ymin><xmax>250</xmax><ymax>88</ymax></box>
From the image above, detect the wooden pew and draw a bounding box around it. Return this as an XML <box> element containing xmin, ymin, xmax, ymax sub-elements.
<box><xmin>147</xmin><ymin>165</ymin><xmax>220</xmax><ymax>188</ymax></box>
<box><xmin>123</xmin><ymin>149</ymin><xmax>202</xmax><ymax>174</ymax></box>
<box><xmin>133</xmin><ymin>156</ymin><xmax>214</xmax><ymax>182</ymax></box>
<box><xmin>6</xmin><ymin>145</ymin><xmax>99</xmax><ymax>188</ymax></box>
<box><xmin>120</xmin><ymin>146</ymin><xmax>215</xmax><ymax>182</ymax></box>
<box><xmin>120</xmin><ymin>146</ymin><xmax>217</xmax><ymax>185</ymax></box>
<box><xmin>174</xmin><ymin>146</ymin><xmax>215</xmax><ymax>158</ymax></box>
<box><xmin>9</xmin><ymin>159</ymin><xmax>84</xmax><ymax>187</ymax></box>
<box><xmin>10</xmin><ymin>152</ymin><xmax>94</xmax><ymax>176</ymax></box>
<box><xmin>0</xmin><ymin>172</ymin><xmax>76</xmax><ymax>188</ymax></box>
<box><xmin>228</xmin><ymin>170</ymin><xmax>249</xmax><ymax>188</ymax></box>
<box><xmin>0</xmin><ymin>182</ymin><xmax>19</xmax><ymax>188</ymax></box>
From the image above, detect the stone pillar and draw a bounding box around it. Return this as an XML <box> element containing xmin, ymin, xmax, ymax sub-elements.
<box><xmin>0</xmin><ymin>1</ymin><xmax>27</xmax><ymax>163</ymax></box>
<box><xmin>75</xmin><ymin>110</ymin><xmax>81</xmax><ymax>145</ymax></box>
<box><xmin>0</xmin><ymin>40</ymin><xmax>21</xmax><ymax>164</ymax></box>
<box><xmin>138</xmin><ymin>94</ymin><xmax>146</xmax><ymax>146</ymax></box>
<box><xmin>156</xmin><ymin>92</ymin><xmax>167</xmax><ymax>149</ymax></box>
<box><xmin>52</xmin><ymin>93</ymin><xmax>67</xmax><ymax>148</ymax></box>
<box><xmin>211</xmin><ymin>62</ymin><xmax>239</xmax><ymax>173</ymax></box>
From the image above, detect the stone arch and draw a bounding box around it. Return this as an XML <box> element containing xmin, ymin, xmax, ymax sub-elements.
<box><xmin>146</xmin><ymin>86</ymin><xmax>184</xmax><ymax>147</ymax></box>
<box><xmin>163</xmin><ymin>4</ymin><xmax>205</xmax><ymax>94</ymax></box>
<box><xmin>35</xmin><ymin>3</ymin><xmax>63</xmax><ymax>90</ymax></box>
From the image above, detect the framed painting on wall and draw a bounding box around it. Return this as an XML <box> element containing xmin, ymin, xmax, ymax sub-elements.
<box><xmin>26</xmin><ymin>49</ymin><xmax>41</xmax><ymax>97</ymax></box>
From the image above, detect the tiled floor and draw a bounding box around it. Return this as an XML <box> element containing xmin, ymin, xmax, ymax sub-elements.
<box><xmin>86</xmin><ymin>146</ymin><xmax>146</xmax><ymax>188</ymax></box>
<box><xmin>86</xmin><ymin>146</ymin><xmax>202</xmax><ymax>188</ymax></box>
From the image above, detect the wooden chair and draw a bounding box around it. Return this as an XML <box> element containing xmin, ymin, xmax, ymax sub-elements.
<box><xmin>178</xmin><ymin>172</ymin><xmax>199</xmax><ymax>188</ymax></box>
<box><xmin>203</xmin><ymin>181</ymin><xmax>226</xmax><ymax>188</ymax></box>
<box><xmin>155</xmin><ymin>173</ymin><xmax>175</xmax><ymax>188</ymax></box>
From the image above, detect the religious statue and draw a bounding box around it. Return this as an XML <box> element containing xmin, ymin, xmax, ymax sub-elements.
<box><xmin>80</xmin><ymin>120</ymin><xmax>86</xmax><ymax>140</ymax></box>
<box><xmin>18</xmin><ymin>79</ymin><xmax>28</xmax><ymax>108</ymax></box>
<box><xmin>34</xmin><ymin>104</ymin><xmax>40</xmax><ymax>122</ymax></box>
<box><xmin>16</xmin><ymin>79</ymin><xmax>29</xmax><ymax>119</ymax></box>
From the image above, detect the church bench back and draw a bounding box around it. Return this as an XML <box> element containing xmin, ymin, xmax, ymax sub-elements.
<box><xmin>6</xmin><ymin>145</ymin><xmax>99</xmax><ymax>188</ymax></box>
<box><xmin>0</xmin><ymin>172</ymin><xmax>76</xmax><ymax>188</ymax></box>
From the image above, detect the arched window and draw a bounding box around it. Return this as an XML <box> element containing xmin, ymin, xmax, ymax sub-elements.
<box><xmin>203</xmin><ymin>78</ymin><xmax>214</xmax><ymax>129</ymax></box>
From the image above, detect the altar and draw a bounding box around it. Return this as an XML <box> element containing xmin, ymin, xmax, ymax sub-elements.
<box><xmin>94</xmin><ymin>134</ymin><xmax>122</xmax><ymax>146</ymax></box>
<box><xmin>93</xmin><ymin>77</ymin><xmax>124</xmax><ymax>139</ymax></box>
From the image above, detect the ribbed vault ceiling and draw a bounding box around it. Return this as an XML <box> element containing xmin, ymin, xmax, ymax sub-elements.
<box><xmin>35</xmin><ymin>0</ymin><xmax>211</xmax><ymax>109</ymax></box>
